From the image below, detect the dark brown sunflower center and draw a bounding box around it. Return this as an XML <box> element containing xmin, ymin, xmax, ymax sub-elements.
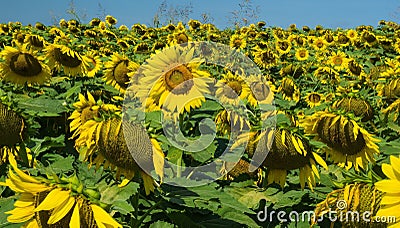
<box><xmin>176</xmin><ymin>33</ymin><xmax>188</xmax><ymax>44</ymax></box>
<box><xmin>233</xmin><ymin>39</ymin><xmax>243</xmax><ymax>48</ymax></box>
<box><xmin>54</xmin><ymin>48</ymin><xmax>82</xmax><ymax>68</ymax></box>
<box><xmin>29</xmin><ymin>36</ymin><xmax>44</xmax><ymax>48</ymax></box>
<box><xmin>164</xmin><ymin>65</ymin><xmax>194</xmax><ymax>94</ymax></box>
<box><xmin>309</xmin><ymin>94</ymin><xmax>321</xmax><ymax>103</ymax></box>
<box><xmin>348</xmin><ymin>61</ymin><xmax>362</xmax><ymax>76</ymax></box>
<box><xmin>298</xmin><ymin>50</ymin><xmax>307</xmax><ymax>58</ymax></box>
<box><xmin>334</xmin><ymin>98</ymin><xmax>374</xmax><ymax>122</ymax></box>
<box><xmin>278</xmin><ymin>41</ymin><xmax>289</xmax><ymax>51</ymax></box>
<box><xmin>364</xmin><ymin>33</ymin><xmax>376</xmax><ymax>43</ymax></box>
<box><xmin>251</xmin><ymin>82</ymin><xmax>270</xmax><ymax>101</ymax></box>
<box><xmin>261</xmin><ymin>51</ymin><xmax>275</xmax><ymax>64</ymax></box>
<box><xmin>224</xmin><ymin>81</ymin><xmax>242</xmax><ymax>99</ymax></box>
<box><xmin>338</xmin><ymin>34</ymin><xmax>349</xmax><ymax>44</ymax></box>
<box><xmin>9</xmin><ymin>53</ymin><xmax>42</xmax><ymax>77</ymax></box>
<box><xmin>113</xmin><ymin>61</ymin><xmax>130</xmax><ymax>88</ymax></box>
<box><xmin>282</xmin><ymin>80</ymin><xmax>295</xmax><ymax>96</ymax></box>
<box><xmin>315</xmin><ymin>40</ymin><xmax>324</xmax><ymax>48</ymax></box>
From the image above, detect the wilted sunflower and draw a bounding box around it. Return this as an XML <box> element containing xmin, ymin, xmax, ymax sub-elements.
<box><xmin>253</xmin><ymin>49</ymin><xmax>279</xmax><ymax>69</ymax></box>
<box><xmin>382</xmin><ymin>98</ymin><xmax>400</xmax><ymax>122</ymax></box>
<box><xmin>136</xmin><ymin>45</ymin><xmax>211</xmax><ymax>115</ymax></box>
<box><xmin>78</xmin><ymin>117</ymin><xmax>164</xmax><ymax>195</ymax></box>
<box><xmin>278</xmin><ymin>77</ymin><xmax>300</xmax><ymax>102</ymax></box>
<box><xmin>0</xmin><ymin>45</ymin><xmax>51</xmax><ymax>85</ymax></box>
<box><xmin>229</xmin><ymin>34</ymin><xmax>247</xmax><ymax>50</ymax></box>
<box><xmin>242</xmin><ymin>129</ymin><xmax>328</xmax><ymax>190</ymax></box>
<box><xmin>0</xmin><ymin>154</ymin><xmax>122</xmax><ymax>227</ymax></box>
<box><xmin>305</xmin><ymin>92</ymin><xmax>324</xmax><ymax>108</ymax></box>
<box><xmin>378</xmin><ymin>78</ymin><xmax>400</xmax><ymax>100</ymax></box>
<box><xmin>302</xmin><ymin>111</ymin><xmax>380</xmax><ymax>171</ymax></box>
<box><xmin>375</xmin><ymin>155</ymin><xmax>400</xmax><ymax>227</ymax></box>
<box><xmin>313</xmin><ymin>183</ymin><xmax>386</xmax><ymax>227</ymax></box>
<box><xmin>314</xmin><ymin>66</ymin><xmax>340</xmax><ymax>84</ymax></box>
<box><xmin>103</xmin><ymin>53</ymin><xmax>140</xmax><ymax>93</ymax></box>
<box><xmin>45</xmin><ymin>44</ymin><xmax>88</xmax><ymax>76</ymax></box>
<box><xmin>361</xmin><ymin>30</ymin><xmax>378</xmax><ymax>47</ymax></box>
<box><xmin>105</xmin><ymin>15</ymin><xmax>117</xmax><ymax>26</ymax></box>
<box><xmin>333</xmin><ymin>97</ymin><xmax>374</xmax><ymax>121</ymax></box>
<box><xmin>24</xmin><ymin>34</ymin><xmax>46</xmax><ymax>50</ymax></box>
<box><xmin>279</xmin><ymin>63</ymin><xmax>304</xmax><ymax>78</ymax></box>
<box><xmin>275</xmin><ymin>39</ymin><xmax>292</xmax><ymax>55</ymax></box>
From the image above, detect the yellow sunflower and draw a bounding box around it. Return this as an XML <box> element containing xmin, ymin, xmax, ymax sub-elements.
<box><xmin>105</xmin><ymin>15</ymin><xmax>118</xmax><ymax>26</ymax></box>
<box><xmin>24</xmin><ymin>34</ymin><xmax>46</xmax><ymax>50</ymax></box>
<box><xmin>328</xmin><ymin>51</ymin><xmax>349</xmax><ymax>71</ymax></box>
<box><xmin>77</xmin><ymin>117</ymin><xmax>164</xmax><ymax>195</ymax></box>
<box><xmin>215</xmin><ymin>71</ymin><xmax>250</xmax><ymax>106</ymax></box>
<box><xmin>229</xmin><ymin>34</ymin><xmax>247</xmax><ymax>50</ymax></box>
<box><xmin>278</xmin><ymin>77</ymin><xmax>300</xmax><ymax>102</ymax></box>
<box><xmin>275</xmin><ymin>39</ymin><xmax>292</xmax><ymax>55</ymax></box>
<box><xmin>84</xmin><ymin>51</ymin><xmax>102</xmax><ymax>77</ymax></box>
<box><xmin>295</xmin><ymin>47</ymin><xmax>309</xmax><ymax>61</ymax></box>
<box><xmin>313</xmin><ymin>66</ymin><xmax>340</xmax><ymax>84</ymax></box>
<box><xmin>103</xmin><ymin>53</ymin><xmax>140</xmax><ymax>93</ymax></box>
<box><xmin>301</xmin><ymin>111</ymin><xmax>380</xmax><ymax>171</ymax></box>
<box><xmin>375</xmin><ymin>155</ymin><xmax>400</xmax><ymax>227</ymax></box>
<box><xmin>253</xmin><ymin>49</ymin><xmax>279</xmax><ymax>69</ymax></box>
<box><xmin>0</xmin><ymin>154</ymin><xmax>122</xmax><ymax>227</ymax></box>
<box><xmin>305</xmin><ymin>92</ymin><xmax>324</xmax><ymax>108</ymax></box>
<box><xmin>45</xmin><ymin>44</ymin><xmax>88</xmax><ymax>76</ymax></box>
<box><xmin>346</xmin><ymin>29</ymin><xmax>359</xmax><ymax>43</ymax></box>
<box><xmin>69</xmin><ymin>91</ymin><xmax>119</xmax><ymax>142</ymax></box>
<box><xmin>0</xmin><ymin>44</ymin><xmax>51</xmax><ymax>85</ymax></box>
<box><xmin>241</xmin><ymin>129</ymin><xmax>328</xmax><ymax>190</ymax></box>
<box><xmin>135</xmin><ymin>44</ymin><xmax>212</xmax><ymax>115</ymax></box>
<box><xmin>311</xmin><ymin>36</ymin><xmax>328</xmax><ymax>51</ymax></box>
<box><xmin>246</xmin><ymin>74</ymin><xmax>275</xmax><ymax>107</ymax></box>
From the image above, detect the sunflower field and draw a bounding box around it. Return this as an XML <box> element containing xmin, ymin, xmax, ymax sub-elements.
<box><xmin>1</xmin><ymin>16</ymin><xmax>400</xmax><ymax>228</ymax></box>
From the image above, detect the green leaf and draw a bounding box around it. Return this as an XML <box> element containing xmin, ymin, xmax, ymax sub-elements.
<box><xmin>41</xmin><ymin>154</ymin><xmax>74</xmax><ymax>174</ymax></box>
<box><xmin>99</xmin><ymin>181</ymin><xmax>140</xmax><ymax>205</ymax></box>
<box><xmin>149</xmin><ymin>221</ymin><xmax>175</xmax><ymax>228</ymax></box>
<box><xmin>113</xmin><ymin>200</ymin><xmax>134</xmax><ymax>215</ymax></box>
<box><xmin>15</xmin><ymin>97</ymin><xmax>67</xmax><ymax>117</ymax></box>
<box><xmin>31</xmin><ymin>135</ymin><xmax>66</xmax><ymax>157</ymax></box>
<box><xmin>0</xmin><ymin>197</ymin><xmax>22</xmax><ymax>228</ymax></box>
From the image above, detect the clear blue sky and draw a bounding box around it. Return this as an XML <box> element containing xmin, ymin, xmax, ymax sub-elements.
<box><xmin>0</xmin><ymin>0</ymin><xmax>399</xmax><ymax>29</ymax></box>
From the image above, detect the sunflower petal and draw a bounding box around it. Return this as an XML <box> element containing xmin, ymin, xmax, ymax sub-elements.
<box><xmin>48</xmin><ymin>196</ymin><xmax>75</xmax><ymax>224</ymax></box>
<box><xmin>91</xmin><ymin>204</ymin><xmax>122</xmax><ymax>228</ymax></box>
<box><xmin>34</xmin><ymin>189</ymin><xmax>71</xmax><ymax>211</ymax></box>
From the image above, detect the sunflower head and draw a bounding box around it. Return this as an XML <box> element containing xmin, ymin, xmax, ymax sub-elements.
<box><xmin>105</xmin><ymin>15</ymin><xmax>118</xmax><ymax>25</ymax></box>
<box><xmin>279</xmin><ymin>77</ymin><xmax>300</xmax><ymax>102</ymax></box>
<box><xmin>280</xmin><ymin>63</ymin><xmax>304</xmax><ymax>78</ymax></box>
<box><xmin>0</xmin><ymin>102</ymin><xmax>26</xmax><ymax>147</ymax></box>
<box><xmin>305</xmin><ymin>92</ymin><xmax>324</xmax><ymax>108</ymax></box>
<box><xmin>333</xmin><ymin>97</ymin><xmax>374</xmax><ymax>121</ymax></box>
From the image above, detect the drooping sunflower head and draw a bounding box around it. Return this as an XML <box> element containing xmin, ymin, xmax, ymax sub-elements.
<box><xmin>278</xmin><ymin>77</ymin><xmax>300</xmax><ymax>102</ymax></box>
<box><xmin>24</xmin><ymin>34</ymin><xmax>46</xmax><ymax>50</ymax></box>
<box><xmin>103</xmin><ymin>53</ymin><xmax>140</xmax><ymax>93</ymax></box>
<box><xmin>0</xmin><ymin>102</ymin><xmax>26</xmax><ymax>147</ymax></box>
<box><xmin>246</xmin><ymin>129</ymin><xmax>327</xmax><ymax>190</ymax></box>
<box><xmin>79</xmin><ymin>117</ymin><xmax>164</xmax><ymax>195</ymax></box>
<box><xmin>332</xmin><ymin>96</ymin><xmax>374</xmax><ymax>121</ymax></box>
<box><xmin>45</xmin><ymin>44</ymin><xmax>88</xmax><ymax>76</ymax></box>
<box><xmin>0</xmin><ymin>45</ymin><xmax>51</xmax><ymax>85</ymax></box>
<box><xmin>313</xmin><ymin>183</ymin><xmax>386</xmax><ymax>227</ymax></box>
<box><xmin>246</xmin><ymin>74</ymin><xmax>275</xmax><ymax>107</ymax></box>
<box><xmin>313</xmin><ymin>66</ymin><xmax>339</xmax><ymax>84</ymax></box>
<box><xmin>279</xmin><ymin>63</ymin><xmax>304</xmax><ymax>78</ymax></box>
<box><xmin>136</xmin><ymin>45</ymin><xmax>211</xmax><ymax>114</ymax></box>
<box><xmin>105</xmin><ymin>15</ymin><xmax>118</xmax><ymax>25</ymax></box>
<box><xmin>301</xmin><ymin>111</ymin><xmax>380</xmax><ymax>171</ymax></box>
<box><xmin>378</xmin><ymin>78</ymin><xmax>400</xmax><ymax>100</ymax></box>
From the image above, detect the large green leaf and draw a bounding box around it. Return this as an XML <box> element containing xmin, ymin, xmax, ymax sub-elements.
<box><xmin>15</xmin><ymin>97</ymin><xmax>67</xmax><ymax>117</ymax></box>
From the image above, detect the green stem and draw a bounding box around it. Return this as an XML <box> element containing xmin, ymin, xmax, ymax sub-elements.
<box><xmin>134</xmin><ymin>199</ymin><xmax>163</xmax><ymax>228</ymax></box>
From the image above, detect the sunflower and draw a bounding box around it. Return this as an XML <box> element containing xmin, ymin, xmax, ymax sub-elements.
<box><xmin>333</xmin><ymin>97</ymin><xmax>374</xmax><ymax>121</ymax></box>
<box><xmin>361</xmin><ymin>30</ymin><xmax>378</xmax><ymax>47</ymax></box>
<box><xmin>215</xmin><ymin>71</ymin><xmax>250</xmax><ymax>106</ymax></box>
<box><xmin>312</xmin><ymin>37</ymin><xmax>328</xmax><ymax>51</ymax></box>
<box><xmin>69</xmin><ymin>91</ymin><xmax>119</xmax><ymax>143</ymax></box>
<box><xmin>347</xmin><ymin>59</ymin><xmax>364</xmax><ymax>78</ymax></box>
<box><xmin>328</xmin><ymin>51</ymin><xmax>349</xmax><ymax>71</ymax></box>
<box><xmin>313</xmin><ymin>183</ymin><xmax>386</xmax><ymax>227</ymax></box>
<box><xmin>275</xmin><ymin>39</ymin><xmax>292</xmax><ymax>55</ymax></box>
<box><xmin>279</xmin><ymin>63</ymin><xmax>304</xmax><ymax>78</ymax></box>
<box><xmin>246</xmin><ymin>74</ymin><xmax>275</xmax><ymax>107</ymax></box>
<box><xmin>0</xmin><ymin>102</ymin><xmax>26</xmax><ymax>148</ymax></box>
<box><xmin>84</xmin><ymin>51</ymin><xmax>102</xmax><ymax>77</ymax></box>
<box><xmin>0</xmin><ymin>45</ymin><xmax>51</xmax><ymax>85</ymax></box>
<box><xmin>24</xmin><ymin>34</ymin><xmax>46</xmax><ymax>50</ymax></box>
<box><xmin>375</xmin><ymin>155</ymin><xmax>400</xmax><ymax>227</ymax></box>
<box><xmin>135</xmin><ymin>44</ymin><xmax>211</xmax><ymax>115</ymax></box>
<box><xmin>220</xmin><ymin>158</ymin><xmax>258</xmax><ymax>181</ymax></box>
<box><xmin>105</xmin><ymin>15</ymin><xmax>117</xmax><ymax>26</ymax></box>
<box><xmin>314</xmin><ymin>66</ymin><xmax>340</xmax><ymax>84</ymax></box>
<box><xmin>103</xmin><ymin>53</ymin><xmax>140</xmax><ymax>93</ymax></box>
<box><xmin>278</xmin><ymin>77</ymin><xmax>300</xmax><ymax>102</ymax></box>
<box><xmin>168</xmin><ymin>30</ymin><xmax>192</xmax><ymax>46</ymax></box>
<box><xmin>45</xmin><ymin>44</ymin><xmax>88</xmax><ymax>76</ymax></box>
<box><xmin>77</xmin><ymin>117</ymin><xmax>164</xmax><ymax>195</ymax></box>
<box><xmin>302</xmin><ymin>111</ymin><xmax>380</xmax><ymax>171</ymax></box>
<box><xmin>382</xmin><ymin>98</ymin><xmax>400</xmax><ymax>122</ymax></box>
<box><xmin>0</xmin><ymin>154</ymin><xmax>122</xmax><ymax>227</ymax></box>
<box><xmin>346</xmin><ymin>29</ymin><xmax>359</xmax><ymax>43</ymax></box>
<box><xmin>335</xmin><ymin>32</ymin><xmax>350</xmax><ymax>46</ymax></box>
<box><xmin>229</xmin><ymin>34</ymin><xmax>247</xmax><ymax>50</ymax></box>
<box><xmin>295</xmin><ymin>47</ymin><xmax>309</xmax><ymax>61</ymax></box>
<box><xmin>305</xmin><ymin>92</ymin><xmax>324</xmax><ymax>108</ymax></box>
<box><xmin>244</xmin><ymin>129</ymin><xmax>328</xmax><ymax>190</ymax></box>
<box><xmin>253</xmin><ymin>49</ymin><xmax>279</xmax><ymax>69</ymax></box>
<box><xmin>377</xmin><ymin>78</ymin><xmax>400</xmax><ymax>99</ymax></box>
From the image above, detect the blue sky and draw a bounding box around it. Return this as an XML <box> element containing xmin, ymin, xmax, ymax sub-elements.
<box><xmin>0</xmin><ymin>0</ymin><xmax>399</xmax><ymax>29</ymax></box>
